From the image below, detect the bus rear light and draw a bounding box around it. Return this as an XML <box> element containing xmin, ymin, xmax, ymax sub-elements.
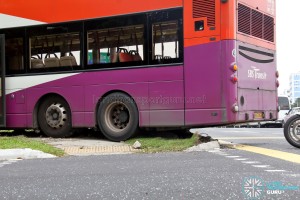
<box><xmin>232</xmin><ymin>76</ymin><xmax>238</xmax><ymax>83</ymax></box>
<box><xmin>276</xmin><ymin>80</ymin><xmax>280</xmax><ymax>87</ymax></box>
<box><xmin>232</xmin><ymin>104</ymin><xmax>239</xmax><ymax>112</ymax></box>
<box><xmin>275</xmin><ymin>71</ymin><xmax>279</xmax><ymax>78</ymax></box>
<box><xmin>232</xmin><ymin>65</ymin><xmax>238</xmax><ymax>71</ymax></box>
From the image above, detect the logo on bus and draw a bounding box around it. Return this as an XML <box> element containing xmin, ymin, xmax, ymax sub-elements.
<box><xmin>248</xmin><ymin>66</ymin><xmax>267</xmax><ymax>80</ymax></box>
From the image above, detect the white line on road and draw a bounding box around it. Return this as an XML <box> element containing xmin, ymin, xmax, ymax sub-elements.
<box><xmin>286</xmin><ymin>174</ymin><xmax>300</xmax><ymax>177</ymax></box>
<box><xmin>226</xmin><ymin>156</ymin><xmax>240</xmax><ymax>158</ymax></box>
<box><xmin>265</xmin><ymin>170</ymin><xmax>286</xmax><ymax>172</ymax></box>
<box><xmin>1</xmin><ymin>161</ymin><xmax>13</xmax><ymax>165</ymax></box>
<box><xmin>208</xmin><ymin>150</ymin><xmax>222</xmax><ymax>153</ymax></box>
<box><xmin>252</xmin><ymin>165</ymin><xmax>271</xmax><ymax>168</ymax></box>
<box><xmin>242</xmin><ymin>161</ymin><xmax>260</xmax><ymax>164</ymax></box>
<box><xmin>234</xmin><ymin>158</ymin><xmax>248</xmax><ymax>161</ymax></box>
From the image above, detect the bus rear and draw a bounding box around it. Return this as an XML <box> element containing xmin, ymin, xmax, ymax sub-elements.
<box><xmin>184</xmin><ymin>0</ymin><xmax>277</xmax><ymax>126</ymax></box>
<box><xmin>235</xmin><ymin>0</ymin><xmax>277</xmax><ymax>123</ymax></box>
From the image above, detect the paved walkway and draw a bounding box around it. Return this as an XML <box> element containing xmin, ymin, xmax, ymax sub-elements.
<box><xmin>38</xmin><ymin>137</ymin><xmax>139</xmax><ymax>155</ymax></box>
<box><xmin>0</xmin><ymin>137</ymin><xmax>139</xmax><ymax>160</ymax></box>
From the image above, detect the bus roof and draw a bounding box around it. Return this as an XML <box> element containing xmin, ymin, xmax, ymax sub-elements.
<box><xmin>0</xmin><ymin>0</ymin><xmax>182</xmax><ymax>24</ymax></box>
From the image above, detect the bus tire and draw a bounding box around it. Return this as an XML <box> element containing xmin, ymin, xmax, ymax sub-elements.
<box><xmin>38</xmin><ymin>96</ymin><xmax>73</xmax><ymax>138</ymax></box>
<box><xmin>97</xmin><ymin>92</ymin><xmax>138</xmax><ymax>141</ymax></box>
<box><xmin>283</xmin><ymin>115</ymin><xmax>300</xmax><ymax>148</ymax></box>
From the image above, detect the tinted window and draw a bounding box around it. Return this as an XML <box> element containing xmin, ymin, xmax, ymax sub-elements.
<box><xmin>278</xmin><ymin>97</ymin><xmax>290</xmax><ymax>110</ymax></box>
<box><xmin>5</xmin><ymin>37</ymin><xmax>24</xmax><ymax>74</ymax></box>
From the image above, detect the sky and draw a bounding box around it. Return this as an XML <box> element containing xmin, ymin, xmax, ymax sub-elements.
<box><xmin>276</xmin><ymin>0</ymin><xmax>300</xmax><ymax>94</ymax></box>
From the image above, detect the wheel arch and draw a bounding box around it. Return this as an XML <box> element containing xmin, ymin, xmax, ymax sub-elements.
<box><xmin>33</xmin><ymin>93</ymin><xmax>71</xmax><ymax>128</ymax></box>
<box><xmin>94</xmin><ymin>90</ymin><xmax>139</xmax><ymax>127</ymax></box>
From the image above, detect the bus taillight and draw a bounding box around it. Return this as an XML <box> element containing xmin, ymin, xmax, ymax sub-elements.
<box><xmin>232</xmin><ymin>76</ymin><xmax>238</xmax><ymax>83</ymax></box>
<box><xmin>232</xmin><ymin>64</ymin><xmax>238</xmax><ymax>71</ymax></box>
<box><xmin>276</xmin><ymin>80</ymin><xmax>280</xmax><ymax>88</ymax></box>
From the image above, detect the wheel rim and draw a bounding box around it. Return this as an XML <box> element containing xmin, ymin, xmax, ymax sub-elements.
<box><xmin>289</xmin><ymin>120</ymin><xmax>300</xmax><ymax>142</ymax></box>
<box><xmin>104</xmin><ymin>101</ymin><xmax>131</xmax><ymax>133</ymax></box>
<box><xmin>45</xmin><ymin>103</ymin><xmax>67</xmax><ymax>129</ymax></box>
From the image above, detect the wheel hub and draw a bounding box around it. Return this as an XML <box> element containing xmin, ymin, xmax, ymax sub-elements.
<box><xmin>292</xmin><ymin>121</ymin><xmax>300</xmax><ymax>140</ymax></box>
<box><xmin>106</xmin><ymin>103</ymin><xmax>130</xmax><ymax>131</ymax></box>
<box><xmin>45</xmin><ymin>103</ymin><xmax>67</xmax><ymax>129</ymax></box>
<box><xmin>119</xmin><ymin>111</ymin><xmax>129</xmax><ymax>123</ymax></box>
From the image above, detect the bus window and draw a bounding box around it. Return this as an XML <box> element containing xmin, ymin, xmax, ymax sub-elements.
<box><xmin>152</xmin><ymin>20</ymin><xmax>180</xmax><ymax>64</ymax></box>
<box><xmin>87</xmin><ymin>24</ymin><xmax>144</xmax><ymax>66</ymax></box>
<box><xmin>5</xmin><ymin>38</ymin><xmax>24</xmax><ymax>74</ymax></box>
<box><xmin>29</xmin><ymin>32</ymin><xmax>81</xmax><ymax>71</ymax></box>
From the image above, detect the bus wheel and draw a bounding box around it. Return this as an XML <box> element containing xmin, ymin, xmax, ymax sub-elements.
<box><xmin>97</xmin><ymin>93</ymin><xmax>138</xmax><ymax>141</ymax></box>
<box><xmin>284</xmin><ymin>115</ymin><xmax>300</xmax><ymax>148</ymax></box>
<box><xmin>38</xmin><ymin>96</ymin><xmax>73</xmax><ymax>138</ymax></box>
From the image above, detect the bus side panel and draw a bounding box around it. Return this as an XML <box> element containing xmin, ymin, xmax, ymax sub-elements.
<box><xmin>148</xmin><ymin>80</ymin><xmax>184</xmax><ymax>126</ymax></box>
<box><xmin>82</xmin><ymin>66</ymin><xmax>184</xmax><ymax>127</ymax></box>
<box><xmin>184</xmin><ymin>41</ymin><xmax>223</xmax><ymax>126</ymax></box>
<box><xmin>6</xmin><ymin>78</ymin><xmax>27</xmax><ymax>127</ymax></box>
<box><xmin>6</xmin><ymin>96</ymin><xmax>26</xmax><ymax>127</ymax></box>
<box><xmin>6</xmin><ymin>65</ymin><xmax>184</xmax><ymax>128</ymax></box>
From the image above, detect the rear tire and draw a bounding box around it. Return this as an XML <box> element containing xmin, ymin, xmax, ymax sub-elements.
<box><xmin>38</xmin><ymin>96</ymin><xmax>73</xmax><ymax>138</ymax></box>
<box><xmin>283</xmin><ymin>115</ymin><xmax>300</xmax><ymax>148</ymax></box>
<box><xmin>97</xmin><ymin>93</ymin><xmax>138</xmax><ymax>141</ymax></box>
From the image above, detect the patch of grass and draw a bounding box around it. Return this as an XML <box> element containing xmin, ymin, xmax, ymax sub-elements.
<box><xmin>0</xmin><ymin>136</ymin><xmax>65</xmax><ymax>157</ymax></box>
<box><xmin>126</xmin><ymin>134</ymin><xmax>198</xmax><ymax>153</ymax></box>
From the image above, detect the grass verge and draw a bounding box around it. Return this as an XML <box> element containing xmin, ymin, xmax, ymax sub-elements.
<box><xmin>0</xmin><ymin>136</ymin><xmax>65</xmax><ymax>157</ymax></box>
<box><xmin>126</xmin><ymin>134</ymin><xmax>199</xmax><ymax>153</ymax></box>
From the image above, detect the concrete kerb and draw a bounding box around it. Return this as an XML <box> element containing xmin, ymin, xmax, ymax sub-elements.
<box><xmin>0</xmin><ymin>148</ymin><xmax>56</xmax><ymax>161</ymax></box>
<box><xmin>217</xmin><ymin>140</ymin><xmax>239</xmax><ymax>149</ymax></box>
<box><xmin>184</xmin><ymin>140</ymin><xmax>220</xmax><ymax>152</ymax></box>
<box><xmin>184</xmin><ymin>130</ymin><xmax>222</xmax><ymax>152</ymax></box>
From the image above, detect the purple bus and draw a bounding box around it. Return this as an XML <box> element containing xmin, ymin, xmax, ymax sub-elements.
<box><xmin>0</xmin><ymin>0</ymin><xmax>278</xmax><ymax>141</ymax></box>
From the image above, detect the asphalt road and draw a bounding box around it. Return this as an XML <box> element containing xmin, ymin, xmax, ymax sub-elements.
<box><xmin>0</xmin><ymin>128</ymin><xmax>299</xmax><ymax>200</ymax></box>
<box><xmin>195</xmin><ymin>128</ymin><xmax>299</xmax><ymax>154</ymax></box>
